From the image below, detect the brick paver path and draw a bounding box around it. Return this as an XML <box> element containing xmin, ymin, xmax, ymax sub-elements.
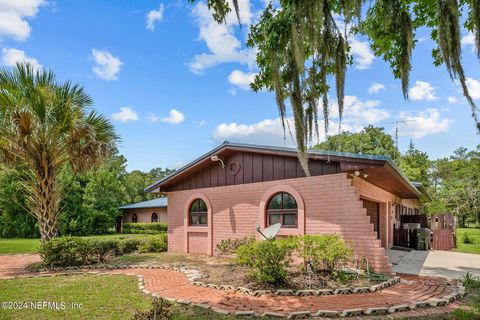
<box><xmin>0</xmin><ymin>254</ymin><xmax>41</xmax><ymax>278</ymax></box>
<box><xmin>110</xmin><ymin>269</ymin><xmax>461</xmax><ymax>318</ymax></box>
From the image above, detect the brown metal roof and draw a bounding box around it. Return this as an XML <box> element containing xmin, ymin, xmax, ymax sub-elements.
<box><xmin>145</xmin><ymin>141</ymin><xmax>424</xmax><ymax>199</ymax></box>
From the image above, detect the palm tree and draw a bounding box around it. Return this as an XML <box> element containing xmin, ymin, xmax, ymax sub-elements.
<box><xmin>0</xmin><ymin>63</ymin><xmax>118</xmax><ymax>242</ymax></box>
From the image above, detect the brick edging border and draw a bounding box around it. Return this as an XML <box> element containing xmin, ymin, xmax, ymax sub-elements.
<box><xmin>3</xmin><ymin>265</ymin><xmax>465</xmax><ymax>318</ymax></box>
<box><xmin>32</xmin><ymin>263</ymin><xmax>401</xmax><ymax>296</ymax></box>
<box><xmin>130</xmin><ymin>265</ymin><xmax>464</xmax><ymax>318</ymax></box>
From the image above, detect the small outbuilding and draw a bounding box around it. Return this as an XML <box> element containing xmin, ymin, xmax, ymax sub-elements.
<box><xmin>117</xmin><ymin>197</ymin><xmax>168</xmax><ymax>232</ymax></box>
<box><xmin>145</xmin><ymin>142</ymin><xmax>430</xmax><ymax>273</ymax></box>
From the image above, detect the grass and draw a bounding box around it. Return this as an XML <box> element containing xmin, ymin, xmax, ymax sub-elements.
<box><xmin>455</xmin><ymin>228</ymin><xmax>480</xmax><ymax>255</ymax></box>
<box><xmin>0</xmin><ymin>234</ymin><xmax>145</xmax><ymax>255</ymax></box>
<box><xmin>0</xmin><ymin>274</ymin><xmax>245</xmax><ymax>320</ymax></box>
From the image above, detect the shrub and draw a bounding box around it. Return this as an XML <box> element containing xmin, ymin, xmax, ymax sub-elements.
<box><xmin>40</xmin><ymin>234</ymin><xmax>169</xmax><ymax>267</ymax></box>
<box><xmin>216</xmin><ymin>235</ymin><xmax>255</xmax><ymax>255</ymax></box>
<box><xmin>236</xmin><ymin>238</ymin><xmax>297</xmax><ymax>284</ymax></box>
<box><xmin>296</xmin><ymin>234</ymin><xmax>352</xmax><ymax>273</ymax></box>
<box><xmin>119</xmin><ymin>238</ymin><xmax>143</xmax><ymax>254</ymax></box>
<box><xmin>138</xmin><ymin>234</ymin><xmax>168</xmax><ymax>253</ymax></box>
<box><xmin>463</xmin><ymin>232</ymin><xmax>474</xmax><ymax>244</ymax></box>
<box><xmin>133</xmin><ymin>297</ymin><xmax>172</xmax><ymax>320</ymax></box>
<box><xmin>90</xmin><ymin>239</ymin><xmax>120</xmax><ymax>263</ymax></box>
<box><xmin>123</xmin><ymin>223</ymin><xmax>167</xmax><ymax>234</ymax></box>
<box><xmin>40</xmin><ymin>237</ymin><xmax>93</xmax><ymax>267</ymax></box>
<box><xmin>461</xmin><ymin>272</ymin><xmax>480</xmax><ymax>289</ymax></box>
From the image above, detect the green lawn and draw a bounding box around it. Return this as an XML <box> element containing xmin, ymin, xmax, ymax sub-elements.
<box><xmin>456</xmin><ymin>228</ymin><xmax>480</xmax><ymax>255</ymax></box>
<box><xmin>0</xmin><ymin>234</ymin><xmax>145</xmax><ymax>255</ymax></box>
<box><xmin>0</xmin><ymin>274</ymin><xmax>241</xmax><ymax>320</ymax></box>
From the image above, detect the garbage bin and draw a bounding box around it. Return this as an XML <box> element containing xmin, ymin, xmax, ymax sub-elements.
<box><xmin>416</xmin><ymin>228</ymin><xmax>431</xmax><ymax>250</ymax></box>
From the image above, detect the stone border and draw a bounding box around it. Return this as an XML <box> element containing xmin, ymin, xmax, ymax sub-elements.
<box><xmin>32</xmin><ymin>263</ymin><xmax>401</xmax><ymax>297</ymax></box>
<box><xmin>5</xmin><ymin>265</ymin><xmax>465</xmax><ymax>318</ymax></box>
<box><xmin>136</xmin><ymin>275</ymin><xmax>465</xmax><ymax>318</ymax></box>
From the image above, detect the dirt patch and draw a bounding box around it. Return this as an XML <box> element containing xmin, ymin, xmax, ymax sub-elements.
<box><xmin>112</xmin><ymin>253</ymin><xmax>387</xmax><ymax>290</ymax></box>
<box><xmin>195</xmin><ymin>263</ymin><xmax>382</xmax><ymax>290</ymax></box>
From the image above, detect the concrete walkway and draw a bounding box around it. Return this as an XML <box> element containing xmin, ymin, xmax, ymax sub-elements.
<box><xmin>387</xmin><ymin>249</ymin><xmax>480</xmax><ymax>280</ymax></box>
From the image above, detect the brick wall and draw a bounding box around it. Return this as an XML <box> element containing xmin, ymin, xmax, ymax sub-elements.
<box><xmin>122</xmin><ymin>207</ymin><xmax>167</xmax><ymax>224</ymax></box>
<box><xmin>167</xmin><ymin>173</ymin><xmax>400</xmax><ymax>273</ymax></box>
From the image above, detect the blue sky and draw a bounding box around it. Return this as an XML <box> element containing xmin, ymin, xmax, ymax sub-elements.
<box><xmin>0</xmin><ymin>1</ymin><xmax>478</xmax><ymax>171</ymax></box>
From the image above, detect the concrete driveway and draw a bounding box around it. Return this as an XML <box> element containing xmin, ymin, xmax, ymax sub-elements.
<box><xmin>386</xmin><ymin>249</ymin><xmax>480</xmax><ymax>280</ymax></box>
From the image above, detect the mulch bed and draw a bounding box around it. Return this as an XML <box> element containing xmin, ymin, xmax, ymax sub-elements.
<box><xmin>194</xmin><ymin>263</ymin><xmax>382</xmax><ymax>290</ymax></box>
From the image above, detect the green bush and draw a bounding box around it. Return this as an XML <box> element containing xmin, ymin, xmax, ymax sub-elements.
<box><xmin>133</xmin><ymin>297</ymin><xmax>172</xmax><ymax>320</ymax></box>
<box><xmin>236</xmin><ymin>238</ymin><xmax>297</xmax><ymax>284</ymax></box>
<box><xmin>463</xmin><ymin>232</ymin><xmax>474</xmax><ymax>244</ymax></box>
<box><xmin>296</xmin><ymin>234</ymin><xmax>352</xmax><ymax>273</ymax></box>
<box><xmin>216</xmin><ymin>235</ymin><xmax>255</xmax><ymax>255</ymax></box>
<box><xmin>138</xmin><ymin>234</ymin><xmax>168</xmax><ymax>253</ymax></box>
<box><xmin>40</xmin><ymin>235</ymin><xmax>168</xmax><ymax>267</ymax></box>
<box><xmin>90</xmin><ymin>239</ymin><xmax>120</xmax><ymax>263</ymax></box>
<box><xmin>40</xmin><ymin>237</ymin><xmax>94</xmax><ymax>267</ymax></box>
<box><xmin>119</xmin><ymin>238</ymin><xmax>143</xmax><ymax>254</ymax></box>
<box><xmin>123</xmin><ymin>223</ymin><xmax>167</xmax><ymax>234</ymax></box>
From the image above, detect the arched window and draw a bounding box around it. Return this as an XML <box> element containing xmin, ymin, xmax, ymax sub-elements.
<box><xmin>266</xmin><ymin>192</ymin><xmax>297</xmax><ymax>227</ymax></box>
<box><xmin>151</xmin><ymin>212</ymin><xmax>159</xmax><ymax>223</ymax></box>
<box><xmin>131</xmin><ymin>213</ymin><xmax>137</xmax><ymax>223</ymax></box>
<box><xmin>189</xmin><ymin>199</ymin><xmax>208</xmax><ymax>226</ymax></box>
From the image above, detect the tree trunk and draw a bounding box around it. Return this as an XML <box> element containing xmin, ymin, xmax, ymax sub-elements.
<box><xmin>30</xmin><ymin>160</ymin><xmax>61</xmax><ymax>243</ymax></box>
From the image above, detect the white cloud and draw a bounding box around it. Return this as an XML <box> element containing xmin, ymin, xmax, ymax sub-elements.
<box><xmin>1</xmin><ymin>47</ymin><xmax>42</xmax><ymax>71</ymax></box>
<box><xmin>213</xmin><ymin>95</ymin><xmax>389</xmax><ymax>146</ymax></box>
<box><xmin>150</xmin><ymin>109</ymin><xmax>185</xmax><ymax>125</ymax></box>
<box><xmin>447</xmin><ymin>96</ymin><xmax>459</xmax><ymax>104</ymax></box>
<box><xmin>195</xmin><ymin>120</ymin><xmax>206</xmax><ymax>127</ymax></box>
<box><xmin>349</xmin><ymin>38</ymin><xmax>375</xmax><ymax>70</ymax></box>
<box><xmin>398</xmin><ymin>108</ymin><xmax>451</xmax><ymax>138</ymax></box>
<box><xmin>213</xmin><ymin>118</ymin><xmax>300</xmax><ymax>147</ymax></box>
<box><xmin>0</xmin><ymin>0</ymin><xmax>44</xmax><ymax>41</ymax></box>
<box><xmin>228</xmin><ymin>69</ymin><xmax>256</xmax><ymax>90</ymax></box>
<box><xmin>188</xmin><ymin>0</ymin><xmax>255</xmax><ymax>74</ymax></box>
<box><xmin>329</xmin><ymin>95</ymin><xmax>390</xmax><ymax>126</ymax></box>
<box><xmin>466</xmin><ymin>77</ymin><xmax>480</xmax><ymax>100</ymax></box>
<box><xmin>146</xmin><ymin>3</ymin><xmax>164</xmax><ymax>31</ymax></box>
<box><xmin>111</xmin><ymin>107</ymin><xmax>139</xmax><ymax>123</ymax></box>
<box><xmin>461</xmin><ymin>32</ymin><xmax>475</xmax><ymax>51</ymax></box>
<box><xmin>91</xmin><ymin>49</ymin><xmax>123</xmax><ymax>81</ymax></box>
<box><xmin>368</xmin><ymin>82</ymin><xmax>385</xmax><ymax>94</ymax></box>
<box><xmin>408</xmin><ymin>80</ymin><xmax>438</xmax><ymax>101</ymax></box>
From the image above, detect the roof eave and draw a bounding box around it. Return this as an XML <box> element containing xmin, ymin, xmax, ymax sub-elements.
<box><xmin>384</xmin><ymin>160</ymin><xmax>423</xmax><ymax>199</ymax></box>
<box><xmin>144</xmin><ymin>142</ymin><xmax>392</xmax><ymax>193</ymax></box>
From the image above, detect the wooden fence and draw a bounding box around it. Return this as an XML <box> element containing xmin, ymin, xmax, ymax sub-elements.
<box><xmin>429</xmin><ymin>214</ymin><xmax>456</xmax><ymax>251</ymax></box>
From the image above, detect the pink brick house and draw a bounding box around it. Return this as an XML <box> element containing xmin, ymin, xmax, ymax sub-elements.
<box><xmin>145</xmin><ymin>142</ymin><xmax>429</xmax><ymax>273</ymax></box>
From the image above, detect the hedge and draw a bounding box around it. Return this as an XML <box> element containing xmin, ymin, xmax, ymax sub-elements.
<box><xmin>123</xmin><ymin>223</ymin><xmax>167</xmax><ymax>234</ymax></box>
<box><xmin>39</xmin><ymin>235</ymin><xmax>167</xmax><ymax>267</ymax></box>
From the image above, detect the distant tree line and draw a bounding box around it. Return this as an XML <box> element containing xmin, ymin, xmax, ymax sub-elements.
<box><xmin>1</xmin><ymin>125</ymin><xmax>478</xmax><ymax>238</ymax></box>
<box><xmin>314</xmin><ymin>126</ymin><xmax>480</xmax><ymax>227</ymax></box>
<box><xmin>0</xmin><ymin>154</ymin><xmax>173</xmax><ymax>238</ymax></box>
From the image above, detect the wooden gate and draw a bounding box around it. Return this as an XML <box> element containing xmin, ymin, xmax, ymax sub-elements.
<box><xmin>429</xmin><ymin>214</ymin><xmax>455</xmax><ymax>250</ymax></box>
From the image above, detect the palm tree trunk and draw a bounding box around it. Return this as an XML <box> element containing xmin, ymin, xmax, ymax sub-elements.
<box><xmin>29</xmin><ymin>160</ymin><xmax>61</xmax><ymax>243</ymax></box>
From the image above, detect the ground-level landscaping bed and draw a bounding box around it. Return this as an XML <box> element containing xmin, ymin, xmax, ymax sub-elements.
<box><xmin>110</xmin><ymin>252</ymin><xmax>387</xmax><ymax>291</ymax></box>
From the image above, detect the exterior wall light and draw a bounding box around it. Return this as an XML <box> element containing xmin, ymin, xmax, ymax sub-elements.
<box><xmin>210</xmin><ymin>155</ymin><xmax>225</xmax><ymax>169</ymax></box>
<box><xmin>354</xmin><ymin>170</ymin><xmax>368</xmax><ymax>178</ymax></box>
